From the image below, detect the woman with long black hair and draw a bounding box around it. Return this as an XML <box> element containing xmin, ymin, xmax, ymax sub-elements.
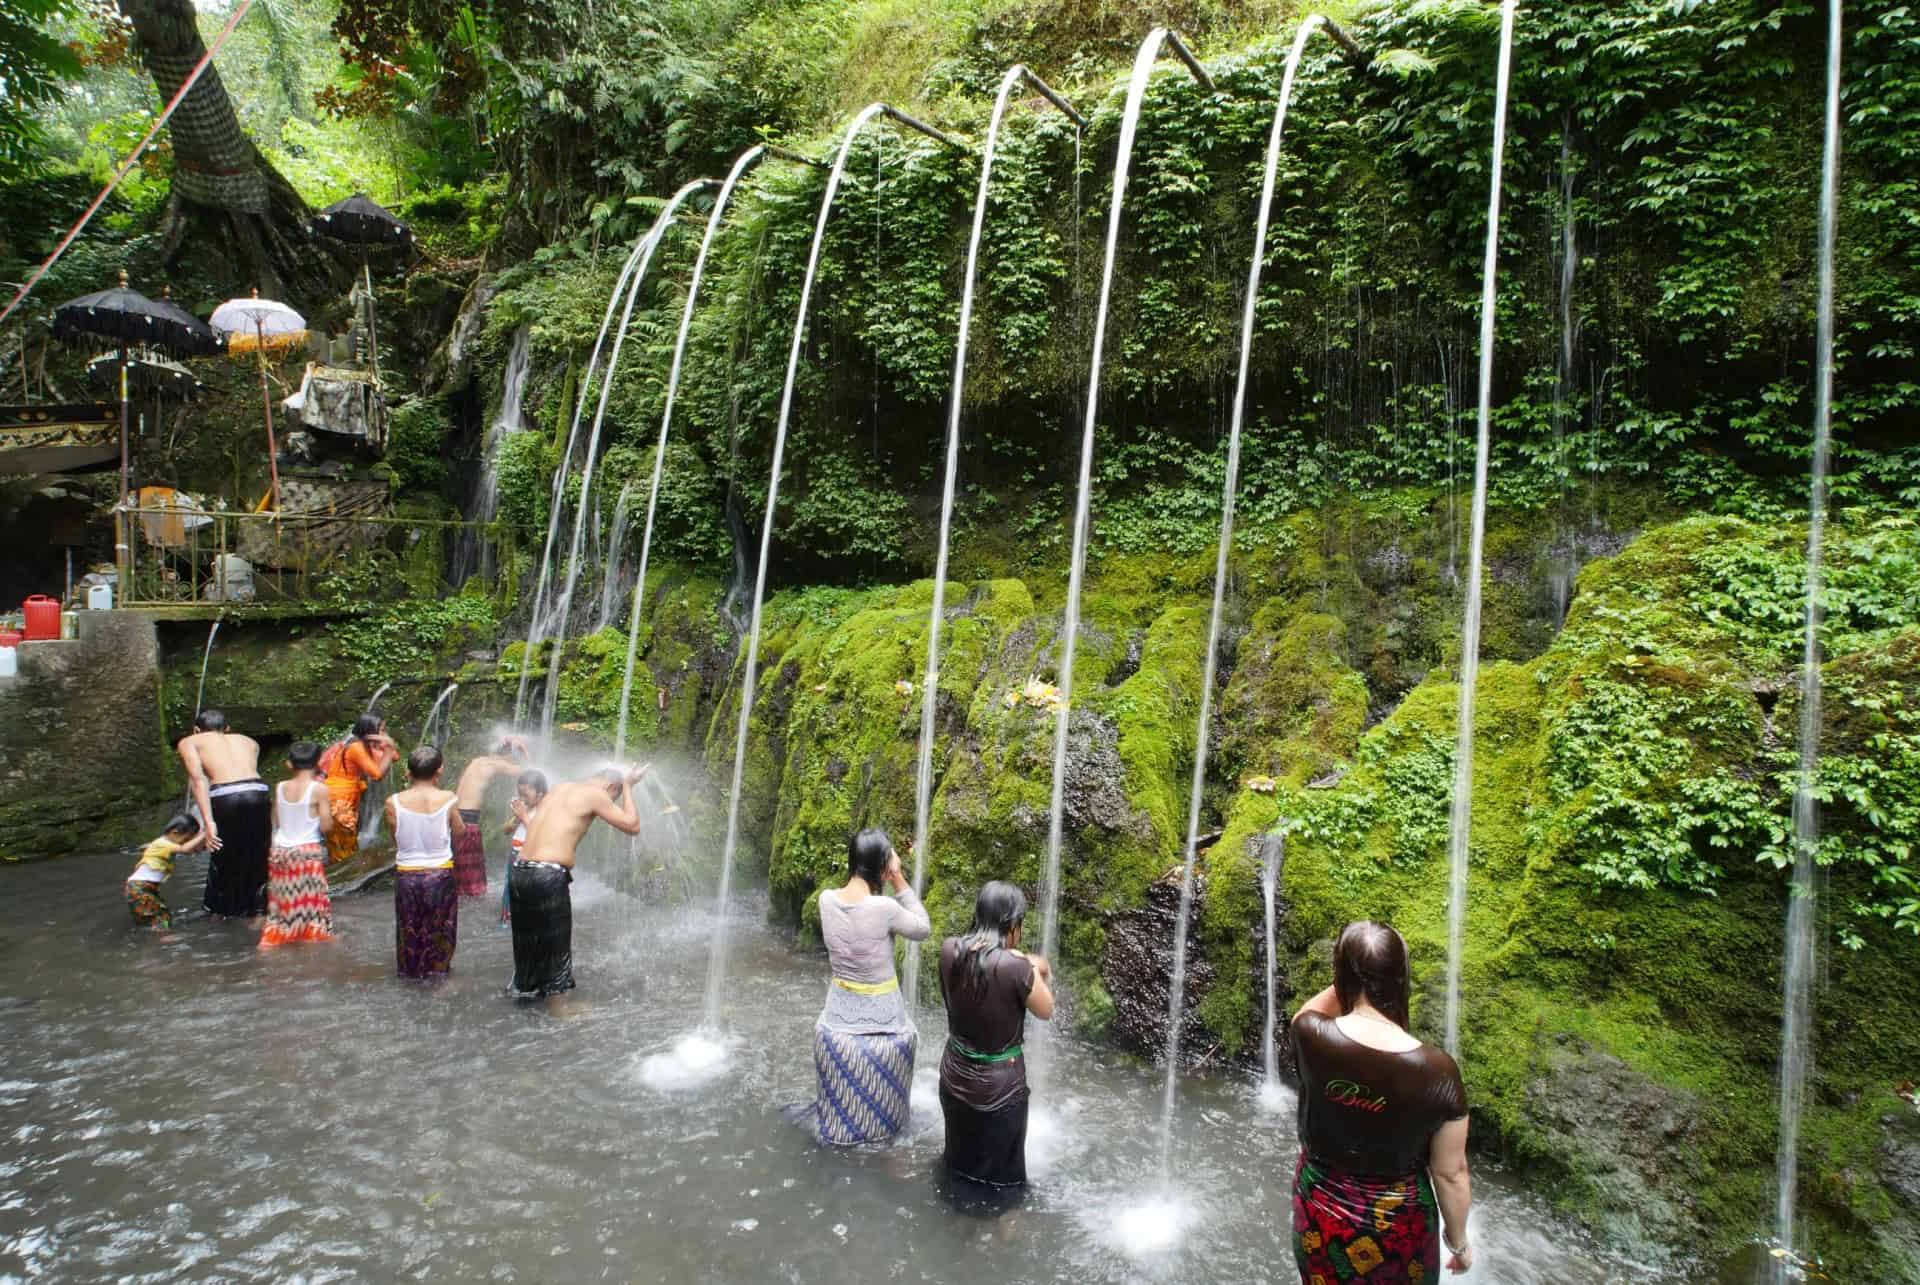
<box><xmin>1290</xmin><ymin>921</ymin><xmax>1474</xmax><ymax>1281</ymax></box>
<box><xmin>936</xmin><ymin>880</ymin><xmax>1054</xmax><ymax>1187</ymax></box>
<box><xmin>802</xmin><ymin>827</ymin><xmax>930</xmax><ymax>1144</ymax></box>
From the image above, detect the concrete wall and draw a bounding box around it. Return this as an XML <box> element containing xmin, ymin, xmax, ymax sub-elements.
<box><xmin>0</xmin><ymin>612</ymin><xmax>172</xmax><ymax>859</ymax></box>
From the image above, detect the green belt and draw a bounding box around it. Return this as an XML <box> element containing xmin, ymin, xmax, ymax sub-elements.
<box><xmin>947</xmin><ymin>1038</ymin><xmax>1023</xmax><ymax>1063</ymax></box>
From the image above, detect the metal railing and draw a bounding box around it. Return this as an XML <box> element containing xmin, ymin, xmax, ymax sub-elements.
<box><xmin>119</xmin><ymin>505</ymin><xmax>511</xmax><ymax>609</ymax></box>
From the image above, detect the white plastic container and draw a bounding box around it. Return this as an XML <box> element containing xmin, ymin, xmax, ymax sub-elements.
<box><xmin>0</xmin><ymin>646</ymin><xmax>16</xmax><ymax>678</ymax></box>
<box><xmin>86</xmin><ymin>582</ymin><xmax>112</xmax><ymax>610</ymax></box>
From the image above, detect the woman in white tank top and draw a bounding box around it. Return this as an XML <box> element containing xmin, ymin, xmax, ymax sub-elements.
<box><xmin>261</xmin><ymin>741</ymin><xmax>335</xmax><ymax>947</ymax></box>
<box><xmin>385</xmin><ymin>746</ymin><xmax>469</xmax><ymax>979</ymax></box>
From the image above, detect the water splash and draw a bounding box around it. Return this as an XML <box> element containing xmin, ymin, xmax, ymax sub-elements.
<box><xmin>905</xmin><ymin>68</ymin><xmax>1083</xmax><ymax>1011</ymax></box>
<box><xmin>1442</xmin><ymin>0</ymin><xmax>1520</xmax><ymax>1061</ymax></box>
<box><xmin>614</xmin><ymin>145</ymin><xmax>770</xmax><ymax>764</ymax></box>
<box><xmin>1772</xmin><ymin>1</ymin><xmax>1844</xmax><ymax>1274</ymax></box>
<box><xmin>536</xmin><ymin>179</ymin><xmax>718</xmax><ymax>744</ymax></box>
<box><xmin>1039</xmin><ymin>27</ymin><xmax>1214</xmax><ymax>970</ymax></box>
<box><xmin>1260</xmin><ymin>829</ymin><xmax>1289</xmax><ymax>1102</ymax></box>
<box><xmin>1160</xmin><ymin>15</ymin><xmax>1342</xmax><ymax>1177</ymax></box>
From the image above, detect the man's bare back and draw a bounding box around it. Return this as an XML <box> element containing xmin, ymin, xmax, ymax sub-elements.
<box><xmin>454</xmin><ymin>739</ymin><xmax>530</xmax><ymax>810</ymax></box>
<box><xmin>520</xmin><ymin>767</ymin><xmax>648</xmax><ymax>868</ymax></box>
<box><xmin>177</xmin><ymin>730</ymin><xmax>260</xmax><ymax>785</ymax></box>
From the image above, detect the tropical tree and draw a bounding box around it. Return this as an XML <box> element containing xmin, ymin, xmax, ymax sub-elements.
<box><xmin>115</xmin><ymin>0</ymin><xmax>339</xmax><ymax>297</ymax></box>
<box><xmin>0</xmin><ymin>0</ymin><xmax>86</xmax><ymax>181</ymax></box>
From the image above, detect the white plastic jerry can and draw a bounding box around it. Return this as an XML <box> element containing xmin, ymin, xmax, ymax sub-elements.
<box><xmin>86</xmin><ymin>582</ymin><xmax>113</xmax><ymax>610</ymax></box>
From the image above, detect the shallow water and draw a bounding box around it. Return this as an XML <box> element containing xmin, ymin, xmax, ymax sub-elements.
<box><xmin>0</xmin><ymin>852</ymin><xmax>1660</xmax><ymax>1282</ymax></box>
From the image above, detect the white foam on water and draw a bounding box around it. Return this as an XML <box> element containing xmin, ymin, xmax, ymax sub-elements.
<box><xmin>636</xmin><ymin>1034</ymin><xmax>729</xmax><ymax>1092</ymax></box>
<box><xmin>1255</xmin><ymin>1078</ymin><xmax>1295</xmax><ymax>1115</ymax></box>
<box><xmin>909</xmin><ymin>1065</ymin><xmax>942</xmax><ymax>1135</ymax></box>
<box><xmin>1024</xmin><ymin>1098</ymin><xmax>1084</xmax><ymax>1176</ymax></box>
<box><xmin>1101</xmin><ymin>1192</ymin><xmax>1197</xmax><ymax>1258</ymax></box>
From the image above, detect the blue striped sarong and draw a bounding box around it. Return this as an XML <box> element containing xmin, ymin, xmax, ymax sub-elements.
<box><xmin>812</xmin><ymin>1022</ymin><xmax>916</xmax><ymax>1145</ymax></box>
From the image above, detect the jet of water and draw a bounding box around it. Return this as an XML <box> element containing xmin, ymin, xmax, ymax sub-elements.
<box><xmin>192</xmin><ymin>618</ymin><xmax>221</xmax><ymax>721</ymax></box>
<box><xmin>420</xmin><ymin>681</ymin><xmax>459</xmax><ymax>748</ymax></box>
<box><xmin>1442</xmin><ymin>0</ymin><xmax>1520</xmax><ymax>1061</ymax></box>
<box><xmin>1261</xmin><ymin>829</ymin><xmax>1287</xmax><ymax>1096</ymax></box>
<box><xmin>1773</xmin><ymin>1</ymin><xmax>1843</xmax><ymax>1274</ymax></box>
<box><xmin>1158</xmin><ymin>15</ymin><xmax>1350</xmax><ymax>1178</ymax></box>
<box><xmin>905</xmin><ymin>65</ymin><xmax>1085</xmax><ymax>1011</ymax></box>
<box><xmin>705</xmin><ymin>105</ymin><xmax>964</xmax><ymax>1035</ymax></box>
<box><xmin>537</xmin><ymin>179</ymin><xmax>719</xmax><ymax>744</ymax></box>
<box><xmin>515</xmin><ymin>233</ymin><xmax>664</xmax><ymax>724</ymax></box>
<box><xmin>614</xmin><ymin>145</ymin><xmax>771</xmax><ymax>763</ymax></box>
<box><xmin>1039</xmin><ymin>27</ymin><xmax>1215</xmax><ymax>971</ymax></box>
<box><xmin>596</xmin><ymin>481</ymin><xmax>637</xmax><ymax>633</ymax></box>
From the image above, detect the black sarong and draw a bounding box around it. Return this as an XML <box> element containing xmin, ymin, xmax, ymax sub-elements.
<box><xmin>203</xmin><ymin>779</ymin><xmax>270</xmax><ymax>917</ymax></box>
<box><xmin>939</xmin><ymin>1081</ymin><xmax>1030</xmax><ymax>1187</ymax></box>
<box><xmin>507</xmin><ymin>861</ymin><xmax>575</xmax><ymax>998</ymax></box>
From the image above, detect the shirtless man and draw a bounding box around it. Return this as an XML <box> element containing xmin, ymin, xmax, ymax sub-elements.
<box><xmin>176</xmin><ymin>709</ymin><xmax>270</xmax><ymax>918</ymax></box>
<box><xmin>505</xmin><ymin>764</ymin><xmax>648</xmax><ymax>998</ymax></box>
<box><xmin>448</xmin><ymin>735</ymin><xmax>530</xmax><ymax>897</ymax></box>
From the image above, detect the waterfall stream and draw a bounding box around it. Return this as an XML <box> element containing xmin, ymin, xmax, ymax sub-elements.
<box><xmin>456</xmin><ymin>325</ymin><xmax>531</xmax><ymax>586</ymax></box>
<box><xmin>1772</xmin><ymin>0</ymin><xmax>1844</xmax><ymax>1274</ymax></box>
<box><xmin>1442</xmin><ymin>0</ymin><xmax>1519</xmax><ymax>1062</ymax></box>
<box><xmin>1158</xmin><ymin>13</ymin><xmax>1345</xmax><ymax>1179</ymax></box>
<box><xmin>904</xmin><ymin>66</ymin><xmax>1084</xmax><ymax>1012</ymax></box>
<box><xmin>1039</xmin><ymin>27</ymin><xmax>1214</xmax><ymax>974</ymax></box>
<box><xmin>536</xmin><ymin>179</ymin><xmax>718</xmax><ymax>744</ymax></box>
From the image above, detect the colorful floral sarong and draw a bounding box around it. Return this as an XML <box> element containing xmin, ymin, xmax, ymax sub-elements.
<box><xmin>261</xmin><ymin>842</ymin><xmax>333</xmax><ymax>945</ymax></box>
<box><xmin>126</xmin><ymin>878</ymin><xmax>170</xmax><ymax>928</ymax></box>
<box><xmin>1292</xmin><ymin>1150</ymin><xmax>1440</xmax><ymax>1284</ymax></box>
<box><xmin>326</xmin><ymin>782</ymin><xmax>363</xmax><ymax>864</ymax></box>
<box><xmin>506</xmin><ymin>861</ymin><xmax>575</xmax><ymax>998</ymax></box>
<box><xmin>395</xmin><ymin>867</ymin><xmax>458</xmax><ymax>978</ymax></box>
<box><xmin>452</xmin><ymin>811</ymin><xmax>487</xmax><ymax>896</ymax></box>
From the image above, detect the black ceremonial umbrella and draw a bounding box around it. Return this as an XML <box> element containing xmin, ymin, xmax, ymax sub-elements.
<box><xmin>50</xmin><ymin>272</ymin><xmax>218</xmax><ymax>578</ymax></box>
<box><xmin>312</xmin><ymin>192</ymin><xmax>411</xmax><ymax>381</ymax></box>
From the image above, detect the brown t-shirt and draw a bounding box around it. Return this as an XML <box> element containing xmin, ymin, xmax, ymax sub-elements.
<box><xmin>1290</xmin><ymin>1011</ymin><xmax>1468</xmax><ymax>1176</ymax></box>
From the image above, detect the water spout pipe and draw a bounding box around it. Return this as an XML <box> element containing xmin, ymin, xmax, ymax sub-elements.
<box><xmin>1161</xmin><ymin>30</ymin><xmax>1217</xmax><ymax>93</ymax></box>
<box><xmin>879</xmin><ymin>106</ymin><xmax>968</xmax><ymax>151</ymax></box>
<box><xmin>1319</xmin><ymin>18</ymin><xmax>1369</xmax><ymax>68</ymax></box>
<box><xmin>1018</xmin><ymin>68</ymin><xmax>1087</xmax><ymax>129</ymax></box>
<box><xmin>764</xmin><ymin>143</ymin><xmax>828</xmax><ymax>170</ymax></box>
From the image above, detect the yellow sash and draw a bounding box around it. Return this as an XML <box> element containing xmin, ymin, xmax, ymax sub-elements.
<box><xmin>832</xmin><ymin>975</ymin><xmax>899</xmax><ymax>996</ymax></box>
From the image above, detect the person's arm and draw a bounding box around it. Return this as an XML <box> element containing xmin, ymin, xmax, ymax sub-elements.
<box><xmin>884</xmin><ymin>851</ymin><xmax>932</xmax><ymax>941</ymax></box>
<box><xmin>598</xmin><ymin>779</ymin><xmax>644</xmax><ymax>836</ymax></box>
<box><xmin>502</xmin><ymin>801</ymin><xmax>525</xmax><ymax>836</ymax></box>
<box><xmin>1293</xmin><ymin>984</ymin><xmax>1341</xmax><ymax>1023</ymax></box>
<box><xmin>1020</xmin><ymin>954</ymin><xmax>1055</xmax><ymax>1021</ymax></box>
<box><xmin>178</xmin><ymin>738</ymin><xmax>220</xmax><ymax>851</ymax></box>
<box><xmin>448</xmin><ymin>800</ymin><xmax>468</xmax><ymax>837</ymax></box>
<box><xmin>1429</xmin><ymin>1117</ymin><xmax>1473</xmax><ymax>1275</ymax></box>
<box><xmin>313</xmin><ymin>788</ymin><xmax>333</xmax><ymax>836</ymax></box>
<box><xmin>384</xmin><ymin>794</ymin><xmax>397</xmax><ymax>835</ymax></box>
<box><xmin>176</xmin><ymin>830</ymin><xmax>209</xmax><ymax>855</ymax></box>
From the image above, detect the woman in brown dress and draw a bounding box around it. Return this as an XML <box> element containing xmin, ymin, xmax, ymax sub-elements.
<box><xmin>936</xmin><ymin>881</ymin><xmax>1054</xmax><ymax>1188</ymax></box>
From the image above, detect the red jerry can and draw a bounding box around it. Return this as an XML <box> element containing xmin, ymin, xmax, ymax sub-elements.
<box><xmin>22</xmin><ymin>596</ymin><xmax>61</xmax><ymax>641</ymax></box>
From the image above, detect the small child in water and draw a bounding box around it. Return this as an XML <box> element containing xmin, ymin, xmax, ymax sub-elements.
<box><xmin>501</xmin><ymin>768</ymin><xmax>548</xmax><ymax>924</ymax></box>
<box><xmin>127</xmin><ymin>814</ymin><xmax>206</xmax><ymax>929</ymax></box>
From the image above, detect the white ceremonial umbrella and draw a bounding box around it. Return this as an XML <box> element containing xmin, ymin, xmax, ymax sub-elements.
<box><xmin>210</xmin><ymin>289</ymin><xmax>307</xmax><ymax>511</ymax></box>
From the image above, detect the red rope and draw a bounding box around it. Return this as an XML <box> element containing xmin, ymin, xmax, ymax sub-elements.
<box><xmin>0</xmin><ymin>0</ymin><xmax>259</xmax><ymax>331</ymax></box>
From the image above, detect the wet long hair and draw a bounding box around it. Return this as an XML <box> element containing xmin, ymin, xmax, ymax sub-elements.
<box><xmin>351</xmin><ymin>714</ymin><xmax>382</xmax><ymax>741</ymax></box>
<box><xmin>1332</xmin><ymin>920</ymin><xmax>1411</xmax><ymax>1030</ymax></box>
<box><xmin>847</xmin><ymin>827</ymin><xmax>890</xmax><ymax>886</ymax></box>
<box><xmin>951</xmin><ymin>880</ymin><xmax>1027</xmax><ymax>996</ymax></box>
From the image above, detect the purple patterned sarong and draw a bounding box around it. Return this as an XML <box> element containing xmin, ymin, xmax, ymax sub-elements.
<box><xmin>395</xmin><ymin>867</ymin><xmax>458</xmax><ymax>978</ymax></box>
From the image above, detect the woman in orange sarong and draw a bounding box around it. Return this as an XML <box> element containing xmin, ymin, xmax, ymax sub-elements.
<box><xmin>322</xmin><ymin>715</ymin><xmax>400</xmax><ymax>864</ymax></box>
